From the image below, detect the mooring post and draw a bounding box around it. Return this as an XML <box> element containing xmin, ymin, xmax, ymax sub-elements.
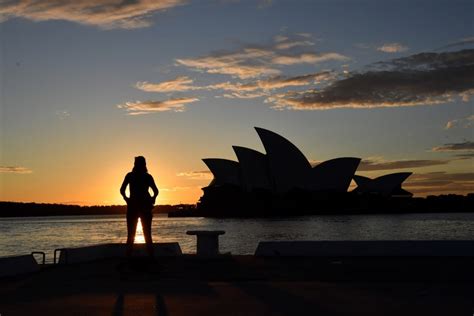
<box><xmin>186</xmin><ymin>230</ymin><xmax>226</xmax><ymax>256</ymax></box>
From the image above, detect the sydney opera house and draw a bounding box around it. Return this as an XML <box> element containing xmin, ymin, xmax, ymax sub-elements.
<box><xmin>197</xmin><ymin>127</ymin><xmax>412</xmax><ymax>216</ymax></box>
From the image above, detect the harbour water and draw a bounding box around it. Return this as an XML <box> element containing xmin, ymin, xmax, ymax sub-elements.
<box><xmin>1</xmin><ymin>212</ymin><xmax>474</xmax><ymax>262</ymax></box>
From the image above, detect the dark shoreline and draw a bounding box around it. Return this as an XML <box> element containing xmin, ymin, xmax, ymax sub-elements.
<box><xmin>171</xmin><ymin>193</ymin><xmax>474</xmax><ymax>217</ymax></box>
<box><xmin>1</xmin><ymin>194</ymin><xmax>473</xmax><ymax>218</ymax></box>
<box><xmin>0</xmin><ymin>202</ymin><xmax>194</xmax><ymax>218</ymax></box>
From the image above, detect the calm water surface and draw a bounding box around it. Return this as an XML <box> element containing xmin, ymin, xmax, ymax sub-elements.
<box><xmin>1</xmin><ymin>213</ymin><xmax>474</xmax><ymax>262</ymax></box>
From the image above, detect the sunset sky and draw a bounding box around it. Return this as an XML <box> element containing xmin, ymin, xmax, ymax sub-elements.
<box><xmin>0</xmin><ymin>0</ymin><xmax>473</xmax><ymax>205</ymax></box>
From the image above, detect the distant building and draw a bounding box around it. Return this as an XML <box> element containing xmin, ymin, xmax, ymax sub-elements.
<box><xmin>198</xmin><ymin>127</ymin><xmax>413</xmax><ymax>214</ymax></box>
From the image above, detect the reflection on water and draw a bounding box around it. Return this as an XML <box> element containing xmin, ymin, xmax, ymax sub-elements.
<box><xmin>135</xmin><ymin>218</ymin><xmax>145</xmax><ymax>244</ymax></box>
<box><xmin>1</xmin><ymin>212</ymin><xmax>474</xmax><ymax>263</ymax></box>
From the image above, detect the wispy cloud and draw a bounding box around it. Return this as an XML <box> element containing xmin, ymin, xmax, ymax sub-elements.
<box><xmin>455</xmin><ymin>153</ymin><xmax>474</xmax><ymax>159</ymax></box>
<box><xmin>0</xmin><ymin>166</ymin><xmax>32</xmax><ymax>174</ymax></box>
<box><xmin>134</xmin><ymin>72</ymin><xmax>335</xmax><ymax>99</ymax></box>
<box><xmin>136</xmin><ymin>76</ymin><xmax>198</xmax><ymax>92</ymax></box>
<box><xmin>432</xmin><ymin>141</ymin><xmax>474</xmax><ymax>152</ymax></box>
<box><xmin>117</xmin><ymin>97</ymin><xmax>198</xmax><ymax>115</ymax></box>
<box><xmin>273</xmin><ymin>33</ymin><xmax>315</xmax><ymax>49</ymax></box>
<box><xmin>272</xmin><ymin>52</ymin><xmax>347</xmax><ymax>65</ymax></box>
<box><xmin>176</xmin><ymin>170</ymin><xmax>212</xmax><ymax>180</ymax></box>
<box><xmin>220</xmin><ymin>91</ymin><xmax>268</xmax><ymax>99</ymax></box>
<box><xmin>175</xmin><ymin>34</ymin><xmax>347</xmax><ymax>79</ymax></box>
<box><xmin>437</xmin><ymin>36</ymin><xmax>474</xmax><ymax>50</ymax></box>
<box><xmin>274</xmin><ymin>40</ymin><xmax>315</xmax><ymax>50</ymax></box>
<box><xmin>445</xmin><ymin>114</ymin><xmax>474</xmax><ymax>129</ymax></box>
<box><xmin>131</xmin><ymin>34</ymin><xmax>347</xmax><ymax>109</ymax></box>
<box><xmin>0</xmin><ymin>0</ymin><xmax>187</xmax><ymax>29</ymax></box>
<box><xmin>55</xmin><ymin>110</ymin><xmax>71</xmax><ymax>120</ymax></box>
<box><xmin>377</xmin><ymin>43</ymin><xmax>409</xmax><ymax>53</ymax></box>
<box><xmin>209</xmin><ymin>71</ymin><xmax>334</xmax><ymax>92</ymax></box>
<box><xmin>357</xmin><ymin>158</ymin><xmax>450</xmax><ymax>171</ymax></box>
<box><xmin>176</xmin><ymin>48</ymin><xmax>280</xmax><ymax>79</ymax></box>
<box><xmin>310</xmin><ymin>157</ymin><xmax>451</xmax><ymax>171</ymax></box>
<box><xmin>404</xmin><ymin>172</ymin><xmax>474</xmax><ymax>195</ymax></box>
<box><xmin>266</xmin><ymin>49</ymin><xmax>474</xmax><ymax>110</ymax></box>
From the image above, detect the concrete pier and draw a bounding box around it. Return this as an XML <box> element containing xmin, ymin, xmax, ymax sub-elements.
<box><xmin>1</xmin><ymin>254</ymin><xmax>473</xmax><ymax>315</ymax></box>
<box><xmin>254</xmin><ymin>240</ymin><xmax>474</xmax><ymax>257</ymax></box>
<box><xmin>56</xmin><ymin>242</ymin><xmax>182</xmax><ymax>264</ymax></box>
<box><xmin>0</xmin><ymin>254</ymin><xmax>40</xmax><ymax>277</ymax></box>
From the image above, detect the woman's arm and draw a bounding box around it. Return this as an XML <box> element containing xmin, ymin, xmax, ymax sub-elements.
<box><xmin>120</xmin><ymin>173</ymin><xmax>130</xmax><ymax>202</ymax></box>
<box><xmin>150</xmin><ymin>175</ymin><xmax>159</xmax><ymax>203</ymax></box>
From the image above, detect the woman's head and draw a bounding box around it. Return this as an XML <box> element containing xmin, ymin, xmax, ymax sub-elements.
<box><xmin>132</xmin><ymin>156</ymin><xmax>148</xmax><ymax>173</ymax></box>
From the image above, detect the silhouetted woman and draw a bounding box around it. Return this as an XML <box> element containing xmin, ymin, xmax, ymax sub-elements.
<box><xmin>120</xmin><ymin>156</ymin><xmax>158</xmax><ymax>259</ymax></box>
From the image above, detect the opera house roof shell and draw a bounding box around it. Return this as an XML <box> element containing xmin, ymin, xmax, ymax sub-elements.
<box><xmin>202</xmin><ymin>127</ymin><xmax>412</xmax><ymax>196</ymax></box>
<box><xmin>353</xmin><ymin>173</ymin><xmax>413</xmax><ymax>197</ymax></box>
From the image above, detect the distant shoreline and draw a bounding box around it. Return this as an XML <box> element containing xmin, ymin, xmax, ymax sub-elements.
<box><xmin>0</xmin><ymin>202</ymin><xmax>195</xmax><ymax>218</ymax></box>
<box><xmin>1</xmin><ymin>194</ymin><xmax>473</xmax><ymax>218</ymax></box>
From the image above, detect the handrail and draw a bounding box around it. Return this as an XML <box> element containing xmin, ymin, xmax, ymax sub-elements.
<box><xmin>31</xmin><ymin>251</ymin><xmax>46</xmax><ymax>265</ymax></box>
<box><xmin>53</xmin><ymin>248</ymin><xmax>67</xmax><ymax>264</ymax></box>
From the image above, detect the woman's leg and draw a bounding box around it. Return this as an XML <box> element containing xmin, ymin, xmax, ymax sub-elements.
<box><xmin>141</xmin><ymin>212</ymin><xmax>155</xmax><ymax>258</ymax></box>
<box><xmin>126</xmin><ymin>211</ymin><xmax>138</xmax><ymax>257</ymax></box>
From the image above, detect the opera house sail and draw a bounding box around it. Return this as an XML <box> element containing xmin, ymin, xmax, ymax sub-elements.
<box><xmin>254</xmin><ymin>127</ymin><xmax>311</xmax><ymax>193</ymax></box>
<box><xmin>197</xmin><ymin>127</ymin><xmax>413</xmax><ymax>216</ymax></box>
<box><xmin>308</xmin><ymin>158</ymin><xmax>361</xmax><ymax>193</ymax></box>
<box><xmin>232</xmin><ymin>146</ymin><xmax>271</xmax><ymax>192</ymax></box>
<box><xmin>353</xmin><ymin>173</ymin><xmax>413</xmax><ymax>197</ymax></box>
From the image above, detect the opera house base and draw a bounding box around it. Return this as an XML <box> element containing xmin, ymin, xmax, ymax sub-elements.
<box><xmin>1</xmin><ymin>254</ymin><xmax>473</xmax><ymax>315</ymax></box>
<box><xmin>169</xmin><ymin>187</ymin><xmax>474</xmax><ymax>218</ymax></box>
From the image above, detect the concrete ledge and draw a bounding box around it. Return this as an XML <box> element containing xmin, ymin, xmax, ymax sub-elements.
<box><xmin>58</xmin><ymin>242</ymin><xmax>182</xmax><ymax>264</ymax></box>
<box><xmin>186</xmin><ymin>230</ymin><xmax>225</xmax><ymax>236</ymax></box>
<box><xmin>254</xmin><ymin>240</ymin><xmax>474</xmax><ymax>257</ymax></box>
<box><xmin>0</xmin><ymin>254</ymin><xmax>40</xmax><ymax>277</ymax></box>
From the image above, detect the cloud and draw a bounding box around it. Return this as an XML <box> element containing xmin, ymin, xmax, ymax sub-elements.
<box><xmin>455</xmin><ymin>153</ymin><xmax>474</xmax><ymax>159</ymax></box>
<box><xmin>55</xmin><ymin>110</ymin><xmax>71</xmax><ymax>120</ymax></box>
<box><xmin>378</xmin><ymin>49</ymin><xmax>474</xmax><ymax>70</ymax></box>
<box><xmin>445</xmin><ymin>114</ymin><xmax>474</xmax><ymax>129</ymax></box>
<box><xmin>117</xmin><ymin>97</ymin><xmax>198</xmax><ymax>115</ymax></box>
<box><xmin>404</xmin><ymin>172</ymin><xmax>474</xmax><ymax>195</ymax></box>
<box><xmin>377</xmin><ymin>43</ymin><xmax>409</xmax><ymax>53</ymax></box>
<box><xmin>273</xmin><ymin>33</ymin><xmax>315</xmax><ymax>50</ymax></box>
<box><xmin>0</xmin><ymin>166</ymin><xmax>32</xmax><ymax>174</ymax></box>
<box><xmin>357</xmin><ymin>158</ymin><xmax>451</xmax><ymax>171</ymax></box>
<box><xmin>209</xmin><ymin>71</ymin><xmax>335</xmax><ymax>92</ymax></box>
<box><xmin>437</xmin><ymin>36</ymin><xmax>474</xmax><ymax>50</ymax></box>
<box><xmin>274</xmin><ymin>36</ymin><xmax>315</xmax><ymax>50</ymax></box>
<box><xmin>176</xmin><ymin>48</ymin><xmax>280</xmax><ymax>79</ymax></box>
<box><xmin>432</xmin><ymin>141</ymin><xmax>474</xmax><ymax>152</ymax></box>
<box><xmin>212</xmin><ymin>72</ymin><xmax>335</xmax><ymax>99</ymax></box>
<box><xmin>135</xmin><ymin>72</ymin><xmax>335</xmax><ymax>99</ymax></box>
<box><xmin>310</xmin><ymin>157</ymin><xmax>451</xmax><ymax>171</ymax></box>
<box><xmin>274</xmin><ymin>35</ymin><xmax>288</xmax><ymax>43</ymax></box>
<box><xmin>0</xmin><ymin>0</ymin><xmax>187</xmax><ymax>29</ymax></box>
<box><xmin>274</xmin><ymin>40</ymin><xmax>314</xmax><ymax>50</ymax></box>
<box><xmin>266</xmin><ymin>49</ymin><xmax>474</xmax><ymax>110</ymax></box>
<box><xmin>175</xmin><ymin>35</ymin><xmax>347</xmax><ymax>79</ymax></box>
<box><xmin>272</xmin><ymin>52</ymin><xmax>348</xmax><ymax>65</ymax></box>
<box><xmin>136</xmin><ymin>76</ymin><xmax>198</xmax><ymax>92</ymax></box>
<box><xmin>176</xmin><ymin>170</ymin><xmax>212</xmax><ymax>180</ymax></box>
<box><xmin>220</xmin><ymin>91</ymin><xmax>269</xmax><ymax>99</ymax></box>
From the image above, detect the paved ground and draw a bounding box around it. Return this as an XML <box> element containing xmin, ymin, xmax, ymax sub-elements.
<box><xmin>1</xmin><ymin>256</ymin><xmax>473</xmax><ymax>315</ymax></box>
